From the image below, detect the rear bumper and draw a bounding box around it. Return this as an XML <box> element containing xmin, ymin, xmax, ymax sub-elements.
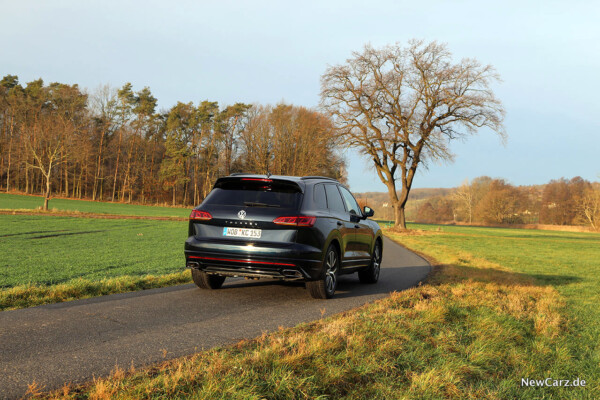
<box><xmin>184</xmin><ymin>237</ymin><xmax>323</xmax><ymax>280</ymax></box>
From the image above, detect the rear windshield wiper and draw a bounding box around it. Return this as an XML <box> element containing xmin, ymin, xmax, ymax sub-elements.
<box><xmin>243</xmin><ymin>202</ymin><xmax>280</xmax><ymax>208</ymax></box>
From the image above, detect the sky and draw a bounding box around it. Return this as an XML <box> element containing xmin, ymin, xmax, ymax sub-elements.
<box><xmin>1</xmin><ymin>0</ymin><xmax>599</xmax><ymax>192</ymax></box>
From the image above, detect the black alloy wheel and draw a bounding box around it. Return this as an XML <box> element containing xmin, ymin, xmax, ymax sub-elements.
<box><xmin>307</xmin><ymin>244</ymin><xmax>339</xmax><ymax>299</ymax></box>
<box><xmin>359</xmin><ymin>240</ymin><xmax>381</xmax><ymax>284</ymax></box>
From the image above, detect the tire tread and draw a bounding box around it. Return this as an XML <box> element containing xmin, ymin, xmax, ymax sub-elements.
<box><xmin>191</xmin><ymin>269</ymin><xmax>226</xmax><ymax>289</ymax></box>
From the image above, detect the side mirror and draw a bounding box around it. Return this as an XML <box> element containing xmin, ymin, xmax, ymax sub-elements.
<box><xmin>363</xmin><ymin>206</ymin><xmax>375</xmax><ymax>218</ymax></box>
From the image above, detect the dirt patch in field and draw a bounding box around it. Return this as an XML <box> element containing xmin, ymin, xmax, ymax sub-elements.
<box><xmin>417</xmin><ymin>221</ymin><xmax>596</xmax><ymax>233</ymax></box>
<box><xmin>385</xmin><ymin>226</ymin><xmax>444</xmax><ymax>236</ymax></box>
<box><xmin>0</xmin><ymin>209</ymin><xmax>187</xmax><ymax>221</ymax></box>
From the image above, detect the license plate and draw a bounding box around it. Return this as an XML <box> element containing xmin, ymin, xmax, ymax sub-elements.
<box><xmin>222</xmin><ymin>227</ymin><xmax>262</xmax><ymax>238</ymax></box>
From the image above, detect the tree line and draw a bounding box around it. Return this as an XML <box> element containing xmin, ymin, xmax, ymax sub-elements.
<box><xmin>411</xmin><ymin>176</ymin><xmax>600</xmax><ymax>230</ymax></box>
<box><xmin>0</xmin><ymin>75</ymin><xmax>345</xmax><ymax>209</ymax></box>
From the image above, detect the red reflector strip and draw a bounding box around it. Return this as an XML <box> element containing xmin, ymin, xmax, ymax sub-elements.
<box><xmin>188</xmin><ymin>255</ymin><xmax>295</xmax><ymax>267</ymax></box>
<box><xmin>241</xmin><ymin>178</ymin><xmax>273</xmax><ymax>182</ymax></box>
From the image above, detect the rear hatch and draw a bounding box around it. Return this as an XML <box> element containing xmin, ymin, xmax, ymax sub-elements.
<box><xmin>190</xmin><ymin>177</ymin><xmax>304</xmax><ymax>245</ymax></box>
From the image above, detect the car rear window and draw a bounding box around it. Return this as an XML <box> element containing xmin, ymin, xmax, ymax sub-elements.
<box><xmin>203</xmin><ymin>179</ymin><xmax>302</xmax><ymax>209</ymax></box>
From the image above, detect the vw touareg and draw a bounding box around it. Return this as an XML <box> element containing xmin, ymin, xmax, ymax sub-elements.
<box><xmin>184</xmin><ymin>174</ymin><xmax>383</xmax><ymax>299</ymax></box>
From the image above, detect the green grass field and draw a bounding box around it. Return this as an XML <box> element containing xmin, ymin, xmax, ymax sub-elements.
<box><xmin>0</xmin><ymin>193</ymin><xmax>191</xmax><ymax>217</ymax></box>
<box><xmin>30</xmin><ymin>223</ymin><xmax>598</xmax><ymax>399</ymax></box>
<box><xmin>1</xmin><ymin>192</ymin><xmax>598</xmax><ymax>397</ymax></box>
<box><xmin>0</xmin><ymin>214</ymin><xmax>190</xmax><ymax>310</ymax></box>
<box><xmin>388</xmin><ymin>224</ymin><xmax>600</xmax><ymax>397</ymax></box>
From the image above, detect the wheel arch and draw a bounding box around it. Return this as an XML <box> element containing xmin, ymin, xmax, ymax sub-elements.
<box><xmin>326</xmin><ymin>237</ymin><xmax>342</xmax><ymax>259</ymax></box>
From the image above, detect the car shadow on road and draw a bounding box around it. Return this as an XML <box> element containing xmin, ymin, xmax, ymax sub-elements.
<box><xmin>219</xmin><ymin>264</ymin><xmax>431</xmax><ymax>300</ymax></box>
<box><xmin>37</xmin><ymin>264</ymin><xmax>431</xmax><ymax>311</ymax></box>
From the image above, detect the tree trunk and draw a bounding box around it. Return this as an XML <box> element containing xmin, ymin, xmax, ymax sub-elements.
<box><xmin>64</xmin><ymin>156</ymin><xmax>69</xmax><ymax>196</ymax></box>
<box><xmin>381</xmin><ymin>172</ymin><xmax>408</xmax><ymax>229</ymax></box>
<box><xmin>25</xmin><ymin>166</ymin><xmax>29</xmax><ymax>194</ymax></box>
<box><xmin>123</xmin><ymin>131</ymin><xmax>136</xmax><ymax>203</ymax></box>
<box><xmin>148</xmin><ymin>138</ymin><xmax>157</xmax><ymax>204</ymax></box>
<box><xmin>112</xmin><ymin>130</ymin><xmax>122</xmax><ymax>202</ymax></box>
<box><xmin>193</xmin><ymin>161</ymin><xmax>198</xmax><ymax>206</ymax></box>
<box><xmin>78</xmin><ymin>162</ymin><xmax>84</xmax><ymax>199</ymax></box>
<box><xmin>394</xmin><ymin>202</ymin><xmax>406</xmax><ymax>229</ymax></box>
<box><xmin>43</xmin><ymin>165</ymin><xmax>52</xmax><ymax>211</ymax></box>
<box><xmin>93</xmin><ymin>128</ymin><xmax>106</xmax><ymax>201</ymax></box>
<box><xmin>6</xmin><ymin>118</ymin><xmax>14</xmax><ymax>192</ymax></box>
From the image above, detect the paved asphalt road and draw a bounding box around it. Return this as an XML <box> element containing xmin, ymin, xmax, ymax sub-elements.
<box><xmin>0</xmin><ymin>237</ymin><xmax>430</xmax><ymax>399</ymax></box>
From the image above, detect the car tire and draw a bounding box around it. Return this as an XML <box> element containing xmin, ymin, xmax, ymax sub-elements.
<box><xmin>358</xmin><ymin>240</ymin><xmax>382</xmax><ymax>284</ymax></box>
<box><xmin>307</xmin><ymin>244</ymin><xmax>339</xmax><ymax>299</ymax></box>
<box><xmin>191</xmin><ymin>269</ymin><xmax>226</xmax><ymax>289</ymax></box>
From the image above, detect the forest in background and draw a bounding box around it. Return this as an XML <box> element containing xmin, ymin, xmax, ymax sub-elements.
<box><xmin>356</xmin><ymin>176</ymin><xmax>600</xmax><ymax>230</ymax></box>
<box><xmin>2</xmin><ymin>75</ymin><xmax>598</xmax><ymax>230</ymax></box>
<box><xmin>0</xmin><ymin>75</ymin><xmax>345</xmax><ymax>207</ymax></box>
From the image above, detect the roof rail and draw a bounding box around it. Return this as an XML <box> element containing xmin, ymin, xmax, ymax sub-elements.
<box><xmin>300</xmin><ymin>176</ymin><xmax>338</xmax><ymax>181</ymax></box>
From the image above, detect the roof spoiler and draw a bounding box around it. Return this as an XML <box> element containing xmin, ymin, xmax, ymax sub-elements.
<box><xmin>214</xmin><ymin>176</ymin><xmax>304</xmax><ymax>193</ymax></box>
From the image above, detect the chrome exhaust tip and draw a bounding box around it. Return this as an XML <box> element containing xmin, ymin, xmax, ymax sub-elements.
<box><xmin>281</xmin><ymin>269</ymin><xmax>301</xmax><ymax>278</ymax></box>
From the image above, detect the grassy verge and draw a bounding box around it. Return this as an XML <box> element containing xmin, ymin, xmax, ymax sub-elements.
<box><xmin>0</xmin><ymin>215</ymin><xmax>189</xmax><ymax>310</ymax></box>
<box><xmin>35</xmin><ymin>227</ymin><xmax>598</xmax><ymax>399</ymax></box>
<box><xmin>0</xmin><ymin>193</ymin><xmax>191</xmax><ymax>217</ymax></box>
<box><xmin>2</xmin><ymin>272</ymin><xmax>191</xmax><ymax>311</ymax></box>
<box><xmin>393</xmin><ymin>222</ymin><xmax>600</xmax><ymax>391</ymax></box>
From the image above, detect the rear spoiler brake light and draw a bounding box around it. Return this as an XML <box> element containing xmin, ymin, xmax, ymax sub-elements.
<box><xmin>241</xmin><ymin>178</ymin><xmax>273</xmax><ymax>182</ymax></box>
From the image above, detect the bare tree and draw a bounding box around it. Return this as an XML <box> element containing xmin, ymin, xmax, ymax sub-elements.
<box><xmin>474</xmin><ymin>179</ymin><xmax>521</xmax><ymax>224</ymax></box>
<box><xmin>321</xmin><ymin>40</ymin><xmax>505</xmax><ymax>228</ymax></box>
<box><xmin>27</xmin><ymin>117</ymin><xmax>66</xmax><ymax>211</ymax></box>
<box><xmin>452</xmin><ymin>178</ymin><xmax>474</xmax><ymax>223</ymax></box>
<box><xmin>578</xmin><ymin>185</ymin><xmax>600</xmax><ymax>231</ymax></box>
<box><xmin>239</xmin><ymin>104</ymin><xmax>345</xmax><ymax>179</ymax></box>
<box><xmin>218</xmin><ymin>103</ymin><xmax>251</xmax><ymax>175</ymax></box>
<box><xmin>89</xmin><ymin>84</ymin><xmax>118</xmax><ymax>201</ymax></box>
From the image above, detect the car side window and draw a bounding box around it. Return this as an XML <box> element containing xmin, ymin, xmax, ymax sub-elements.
<box><xmin>324</xmin><ymin>184</ymin><xmax>346</xmax><ymax>214</ymax></box>
<box><xmin>313</xmin><ymin>184</ymin><xmax>327</xmax><ymax>210</ymax></box>
<box><xmin>338</xmin><ymin>186</ymin><xmax>362</xmax><ymax>216</ymax></box>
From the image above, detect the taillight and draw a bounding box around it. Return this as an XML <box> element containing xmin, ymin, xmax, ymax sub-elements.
<box><xmin>273</xmin><ymin>216</ymin><xmax>316</xmax><ymax>227</ymax></box>
<box><xmin>190</xmin><ymin>209</ymin><xmax>212</xmax><ymax>221</ymax></box>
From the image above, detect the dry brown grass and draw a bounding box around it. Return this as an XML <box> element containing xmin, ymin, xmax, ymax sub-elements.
<box><xmin>443</xmin><ymin>221</ymin><xmax>595</xmax><ymax>233</ymax></box>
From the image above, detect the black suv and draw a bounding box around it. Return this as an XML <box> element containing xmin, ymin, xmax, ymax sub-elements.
<box><xmin>184</xmin><ymin>174</ymin><xmax>383</xmax><ymax>299</ymax></box>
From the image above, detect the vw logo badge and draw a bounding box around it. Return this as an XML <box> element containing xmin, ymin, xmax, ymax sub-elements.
<box><xmin>238</xmin><ymin>210</ymin><xmax>247</xmax><ymax>219</ymax></box>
